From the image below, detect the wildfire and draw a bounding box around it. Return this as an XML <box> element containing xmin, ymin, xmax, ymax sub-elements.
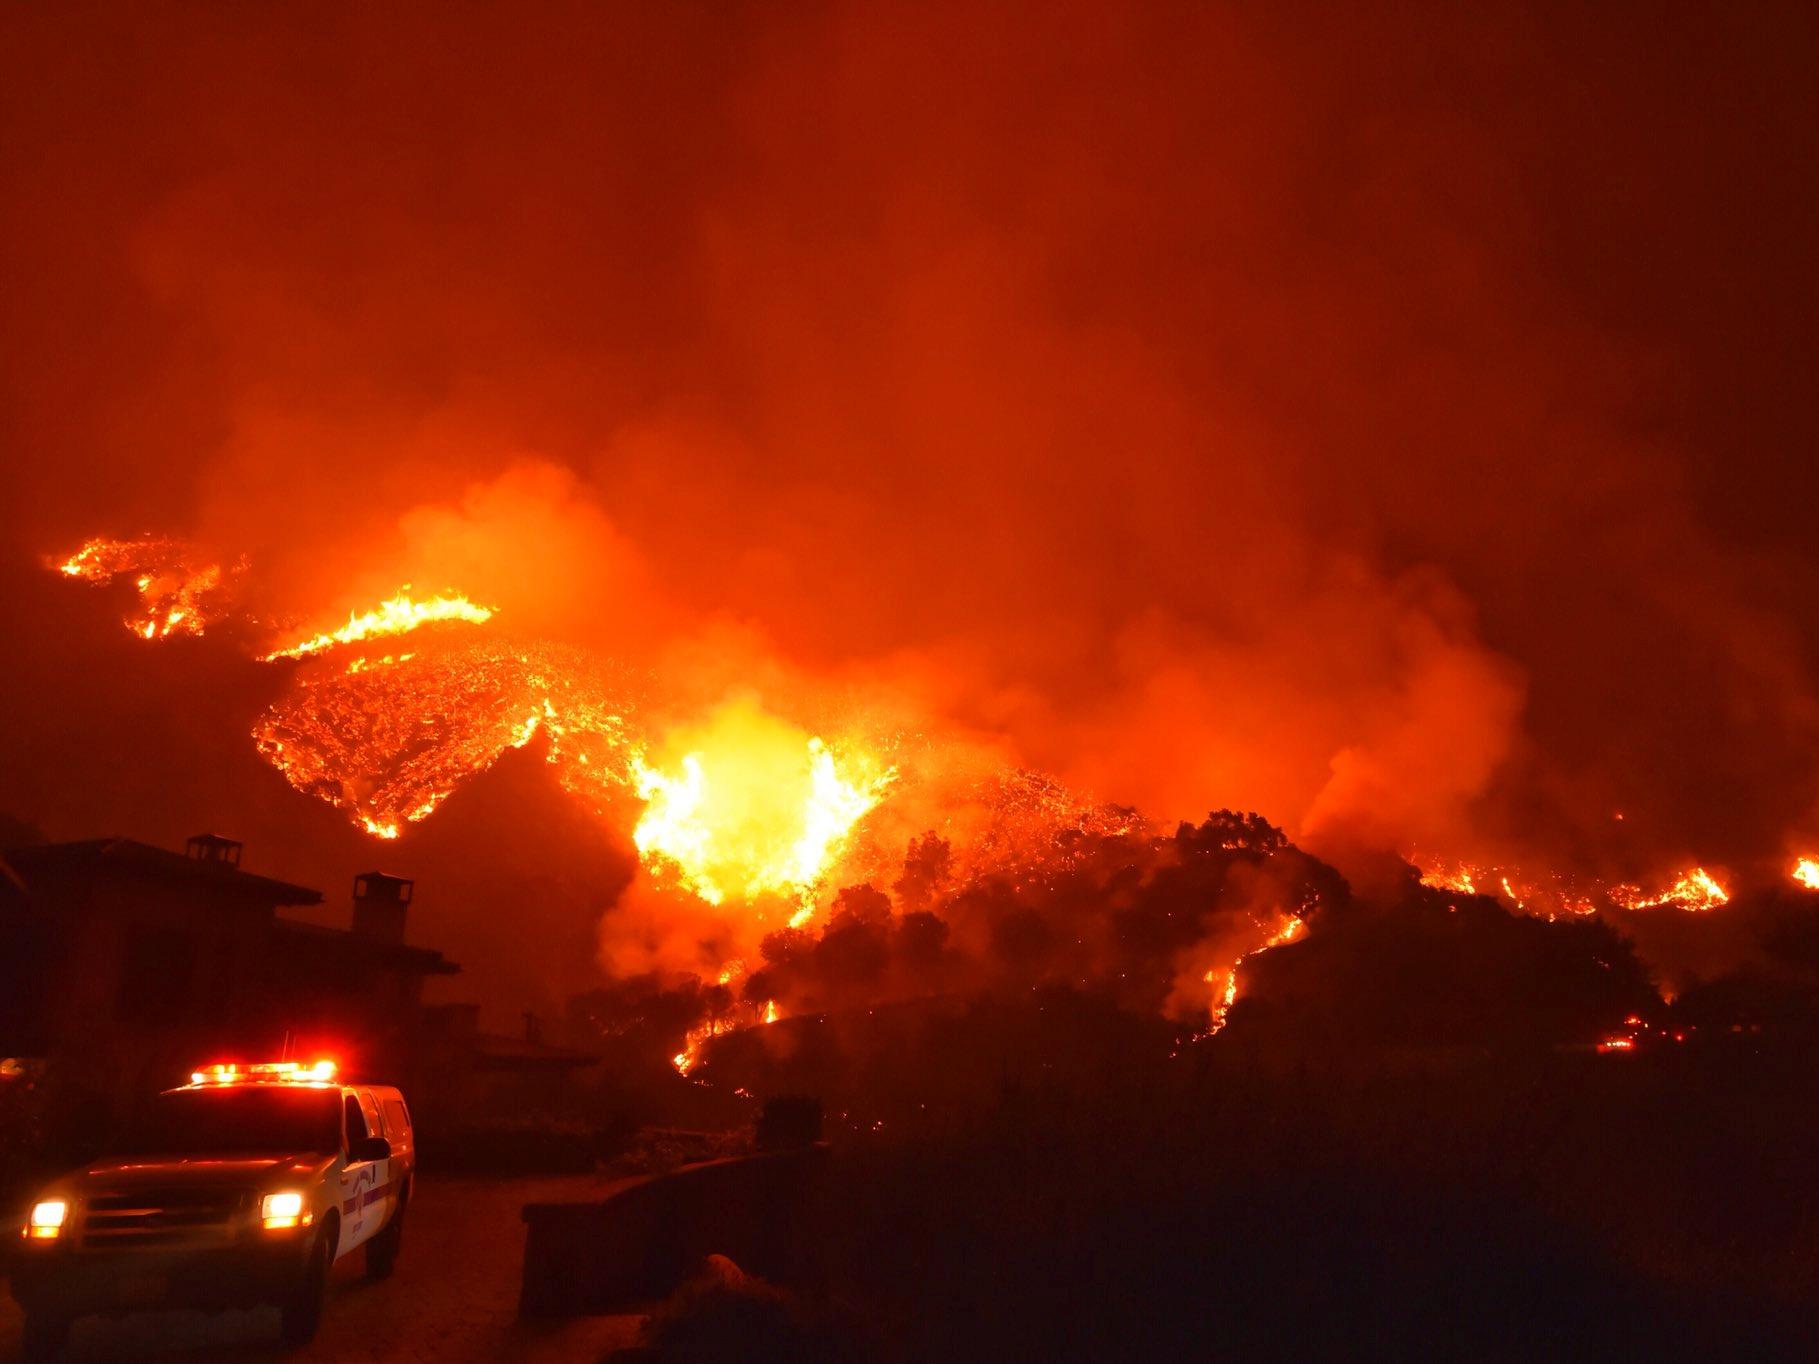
<box><xmin>1608</xmin><ymin>866</ymin><xmax>1730</xmax><ymax>913</ymax></box>
<box><xmin>1416</xmin><ymin>855</ymin><xmax>1726</xmax><ymax>916</ymax></box>
<box><xmin>263</xmin><ymin>589</ymin><xmax>495</xmax><ymax>661</ymax></box>
<box><xmin>1204</xmin><ymin>913</ymin><xmax>1305</xmax><ymax>1034</ymax></box>
<box><xmin>1793</xmin><ymin>858</ymin><xmax>1819</xmax><ymax>890</ymax></box>
<box><xmin>252</xmin><ymin>640</ymin><xmax>638</xmax><ymax>839</ymax></box>
<box><xmin>53</xmin><ymin>536</ymin><xmax>231</xmax><ymax>640</ymax></box>
<box><xmin>1412</xmin><ymin>856</ymin><xmax>1599</xmax><ymax>918</ymax></box>
<box><xmin>673</xmin><ymin>994</ymin><xmax>782</xmax><ymax>1075</ymax></box>
<box><xmin>632</xmin><ymin>701</ymin><xmax>897</xmax><ymax>917</ymax></box>
<box><xmin>1420</xmin><ymin>860</ymin><xmax>1477</xmax><ymax>895</ymax></box>
<box><xmin>252</xmin><ymin>635</ymin><xmax>897</xmax><ymax>926</ymax></box>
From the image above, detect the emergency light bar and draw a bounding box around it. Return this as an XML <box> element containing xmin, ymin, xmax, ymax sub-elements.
<box><xmin>188</xmin><ymin>1060</ymin><xmax>338</xmax><ymax>1086</ymax></box>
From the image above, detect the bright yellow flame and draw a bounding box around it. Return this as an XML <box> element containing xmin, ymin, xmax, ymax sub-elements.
<box><xmin>1415</xmin><ymin>857</ymin><xmax>1477</xmax><ymax>895</ymax></box>
<box><xmin>632</xmin><ymin>701</ymin><xmax>896</xmax><ymax>910</ymax></box>
<box><xmin>264</xmin><ymin>590</ymin><xmax>494</xmax><ymax>661</ymax></box>
<box><xmin>1609</xmin><ymin>866</ymin><xmax>1729</xmax><ymax>913</ymax></box>
<box><xmin>670</xmin><ymin>992</ymin><xmax>784</xmax><ymax>1075</ymax></box>
<box><xmin>1794</xmin><ymin>858</ymin><xmax>1819</xmax><ymax>891</ymax></box>
<box><xmin>1205</xmin><ymin>913</ymin><xmax>1304</xmax><ymax>1034</ymax></box>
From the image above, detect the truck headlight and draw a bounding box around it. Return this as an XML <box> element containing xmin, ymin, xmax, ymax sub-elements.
<box><xmin>26</xmin><ymin>1200</ymin><xmax>67</xmax><ymax>1240</ymax></box>
<box><xmin>260</xmin><ymin>1191</ymin><xmax>309</xmax><ymax>1231</ymax></box>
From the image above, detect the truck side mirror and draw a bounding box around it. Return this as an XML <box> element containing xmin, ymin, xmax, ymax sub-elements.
<box><xmin>349</xmin><ymin>1135</ymin><xmax>393</xmax><ymax>1163</ymax></box>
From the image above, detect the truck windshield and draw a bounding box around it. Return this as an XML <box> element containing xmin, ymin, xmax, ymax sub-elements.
<box><xmin>123</xmin><ymin>1087</ymin><xmax>342</xmax><ymax>1156</ymax></box>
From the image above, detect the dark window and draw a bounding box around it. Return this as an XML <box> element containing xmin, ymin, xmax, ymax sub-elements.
<box><xmin>116</xmin><ymin>927</ymin><xmax>196</xmax><ymax>1023</ymax></box>
<box><xmin>356</xmin><ymin>1089</ymin><xmax>382</xmax><ymax>1137</ymax></box>
<box><xmin>344</xmin><ymin>1093</ymin><xmax>368</xmax><ymax>1143</ymax></box>
<box><xmin>122</xmin><ymin>1087</ymin><xmax>342</xmax><ymax>1155</ymax></box>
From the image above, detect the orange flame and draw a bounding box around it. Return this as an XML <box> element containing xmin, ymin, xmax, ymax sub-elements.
<box><xmin>1419</xmin><ymin>860</ymin><xmax>1478</xmax><ymax>895</ymax></box>
<box><xmin>673</xmin><ymin>986</ymin><xmax>783</xmax><ymax>1075</ymax></box>
<box><xmin>54</xmin><ymin>536</ymin><xmax>228</xmax><ymax>640</ymax></box>
<box><xmin>1608</xmin><ymin>866</ymin><xmax>1729</xmax><ymax>913</ymax></box>
<box><xmin>1793</xmin><ymin>857</ymin><xmax>1819</xmax><ymax>891</ymax></box>
<box><xmin>631</xmin><ymin>700</ymin><xmax>896</xmax><ymax>917</ymax></box>
<box><xmin>1416</xmin><ymin>855</ymin><xmax>1725</xmax><ymax>917</ymax></box>
<box><xmin>252</xmin><ymin>641</ymin><xmax>637</xmax><ymax>840</ymax></box>
<box><xmin>1204</xmin><ymin>913</ymin><xmax>1304</xmax><ymax>1034</ymax></box>
<box><xmin>263</xmin><ymin>589</ymin><xmax>495</xmax><ymax>660</ymax></box>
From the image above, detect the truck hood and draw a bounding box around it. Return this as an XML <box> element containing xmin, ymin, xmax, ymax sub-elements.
<box><xmin>73</xmin><ymin>1153</ymin><xmax>329</xmax><ymax>1191</ymax></box>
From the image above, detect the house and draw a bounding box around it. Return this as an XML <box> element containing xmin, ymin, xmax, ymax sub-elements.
<box><xmin>0</xmin><ymin>834</ymin><xmax>457</xmax><ymax>1111</ymax></box>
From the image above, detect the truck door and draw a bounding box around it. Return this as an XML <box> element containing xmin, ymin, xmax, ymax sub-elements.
<box><xmin>356</xmin><ymin>1088</ymin><xmax>395</xmax><ymax>1231</ymax></box>
<box><xmin>338</xmin><ymin>1092</ymin><xmax>378</xmax><ymax>1251</ymax></box>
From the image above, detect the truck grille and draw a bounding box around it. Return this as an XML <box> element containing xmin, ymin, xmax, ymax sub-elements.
<box><xmin>80</xmin><ymin>1187</ymin><xmax>248</xmax><ymax>1250</ymax></box>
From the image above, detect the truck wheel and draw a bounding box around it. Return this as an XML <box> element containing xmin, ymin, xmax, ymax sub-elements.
<box><xmin>365</xmin><ymin>1201</ymin><xmax>405</xmax><ymax>1281</ymax></box>
<box><xmin>20</xmin><ymin>1310</ymin><xmax>73</xmax><ymax>1361</ymax></box>
<box><xmin>280</xmin><ymin>1225</ymin><xmax>333</xmax><ymax>1347</ymax></box>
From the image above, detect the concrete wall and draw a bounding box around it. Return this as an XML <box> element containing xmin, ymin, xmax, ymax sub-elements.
<box><xmin>519</xmin><ymin>1144</ymin><xmax>829</xmax><ymax>1316</ymax></box>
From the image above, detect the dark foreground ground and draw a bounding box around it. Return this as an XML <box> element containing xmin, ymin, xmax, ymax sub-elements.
<box><xmin>11</xmin><ymin>1033</ymin><xmax>1819</xmax><ymax>1361</ymax></box>
<box><xmin>0</xmin><ymin>1176</ymin><xmax>643</xmax><ymax>1363</ymax></box>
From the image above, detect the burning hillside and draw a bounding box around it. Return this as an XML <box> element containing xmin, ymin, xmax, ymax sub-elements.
<box><xmin>45</xmin><ymin>536</ymin><xmax>1371</xmax><ymax>1055</ymax></box>
<box><xmin>1410</xmin><ymin>856</ymin><xmax>1736</xmax><ymax>918</ymax></box>
<box><xmin>56</xmin><ymin>536</ymin><xmax>240</xmax><ymax>641</ymax></box>
<box><xmin>41</xmin><ymin>530</ymin><xmax>1819</xmax><ymax>1076</ymax></box>
<box><xmin>16</xmin><ymin>1</ymin><xmax>1819</xmax><ymax>1084</ymax></box>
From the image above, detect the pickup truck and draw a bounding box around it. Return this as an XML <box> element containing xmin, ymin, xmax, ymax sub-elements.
<box><xmin>10</xmin><ymin>1061</ymin><xmax>413</xmax><ymax>1358</ymax></box>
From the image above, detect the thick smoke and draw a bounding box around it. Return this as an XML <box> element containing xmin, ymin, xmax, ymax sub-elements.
<box><xmin>4</xmin><ymin>3</ymin><xmax>1819</xmax><ymax>1022</ymax></box>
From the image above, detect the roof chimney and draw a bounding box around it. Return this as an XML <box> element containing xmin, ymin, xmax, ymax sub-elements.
<box><xmin>186</xmin><ymin>833</ymin><xmax>242</xmax><ymax>867</ymax></box>
<box><xmin>352</xmin><ymin>871</ymin><xmax>413</xmax><ymax>945</ymax></box>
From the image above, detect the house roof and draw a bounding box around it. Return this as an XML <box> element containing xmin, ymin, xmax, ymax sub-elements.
<box><xmin>273</xmin><ymin>918</ymin><xmax>461</xmax><ymax>977</ymax></box>
<box><xmin>3</xmin><ymin>838</ymin><xmax>324</xmax><ymax>907</ymax></box>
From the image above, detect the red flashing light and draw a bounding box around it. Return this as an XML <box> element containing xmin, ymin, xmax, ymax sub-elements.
<box><xmin>187</xmin><ymin>1060</ymin><xmax>338</xmax><ymax>1087</ymax></box>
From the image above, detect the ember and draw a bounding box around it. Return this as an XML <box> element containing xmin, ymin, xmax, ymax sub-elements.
<box><xmin>252</xmin><ymin>639</ymin><xmax>638</xmax><ymax>840</ymax></box>
<box><xmin>1415</xmin><ymin>855</ymin><xmax>1727</xmax><ymax>917</ymax></box>
<box><xmin>52</xmin><ymin>536</ymin><xmax>233</xmax><ymax>640</ymax></box>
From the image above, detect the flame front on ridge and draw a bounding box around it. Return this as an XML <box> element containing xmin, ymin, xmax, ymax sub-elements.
<box><xmin>1414</xmin><ymin>855</ymin><xmax>1727</xmax><ymax>917</ymax></box>
<box><xmin>263</xmin><ymin>590</ymin><xmax>495</xmax><ymax>661</ymax></box>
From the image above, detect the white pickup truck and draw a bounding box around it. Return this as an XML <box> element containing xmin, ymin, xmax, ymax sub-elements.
<box><xmin>10</xmin><ymin>1061</ymin><xmax>414</xmax><ymax>1358</ymax></box>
